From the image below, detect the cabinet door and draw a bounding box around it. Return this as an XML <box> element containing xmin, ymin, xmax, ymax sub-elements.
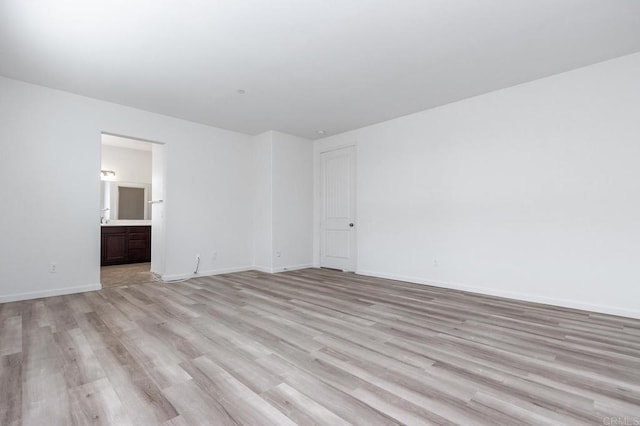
<box><xmin>102</xmin><ymin>232</ymin><xmax>128</xmax><ymax>265</ymax></box>
<box><xmin>128</xmin><ymin>228</ymin><xmax>150</xmax><ymax>262</ymax></box>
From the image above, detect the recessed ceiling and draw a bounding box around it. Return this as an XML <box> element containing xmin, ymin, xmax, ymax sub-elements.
<box><xmin>1</xmin><ymin>1</ymin><xmax>639</xmax><ymax>139</ymax></box>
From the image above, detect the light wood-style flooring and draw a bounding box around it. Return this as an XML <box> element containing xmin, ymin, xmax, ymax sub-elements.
<box><xmin>1</xmin><ymin>268</ymin><xmax>639</xmax><ymax>425</ymax></box>
<box><xmin>100</xmin><ymin>262</ymin><xmax>154</xmax><ymax>288</ymax></box>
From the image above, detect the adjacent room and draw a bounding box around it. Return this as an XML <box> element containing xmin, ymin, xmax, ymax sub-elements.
<box><xmin>1</xmin><ymin>1</ymin><xmax>639</xmax><ymax>424</ymax></box>
<box><xmin>100</xmin><ymin>134</ymin><xmax>156</xmax><ymax>288</ymax></box>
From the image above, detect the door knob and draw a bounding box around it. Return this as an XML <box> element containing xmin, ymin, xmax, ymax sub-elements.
<box><xmin>349</xmin><ymin>223</ymin><xmax>354</xmax><ymax>227</ymax></box>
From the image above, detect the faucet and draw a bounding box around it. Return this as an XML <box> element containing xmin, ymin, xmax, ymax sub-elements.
<box><xmin>101</xmin><ymin>208</ymin><xmax>110</xmax><ymax>224</ymax></box>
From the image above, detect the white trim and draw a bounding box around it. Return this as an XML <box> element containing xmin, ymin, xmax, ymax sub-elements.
<box><xmin>271</xmin><ymin>263</ymin><xmax>314</xmax><ymax>273</ymax></box>
<box><xmin>0</xmin><ymin>283</ymin><xmax>102</xmax><ymax>304</ymax></box>
<box><xmin>318</xmin><ymin>142</ymin><xmax>358</xmax><ymax>155</ymax></box>
<box><xmin>162</xmin><ymin>266</ymin><xmax>254</xmax><ymax>281</ymax></box>
<box><xmin>356</xmin><ymin>270</ymin><xmax>640</xmax><ymax>320</ymax></box>
<box><xmin>102</xmin><ymin>131</ymin><xmax>168</xmax><ymax>146</ymax></box>
<box><xmin>163</xmin><ymin>263</ymin><xmax>315</xmax><ymax>281</ymax></box>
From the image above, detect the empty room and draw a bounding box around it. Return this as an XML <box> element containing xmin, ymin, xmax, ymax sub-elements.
<box><xmin>1</xmin><ymin>1</ymin><xmax>639</xmax><ymax>425</ymax></box>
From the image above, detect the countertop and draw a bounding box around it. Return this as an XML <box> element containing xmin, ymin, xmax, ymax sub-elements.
<box><xmin>101</xmin><ymin>220</ymin><xmax>152</xmax><ymax>227</ymax></box>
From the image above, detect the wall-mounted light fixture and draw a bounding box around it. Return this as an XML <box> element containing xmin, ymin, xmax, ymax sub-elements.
<box><xmin>100</xmin><ymin>170</ymin><xmax>116</xmax><ymax>178</ymax></box>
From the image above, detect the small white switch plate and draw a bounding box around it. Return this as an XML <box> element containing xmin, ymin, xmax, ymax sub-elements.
<box><xmin>49</xmin><ymin>262</ymin><xmax>57</xmax><ymax>273</ymax></box>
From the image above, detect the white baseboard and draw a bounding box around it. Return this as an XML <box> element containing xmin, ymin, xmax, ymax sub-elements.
<box><xmin>238</xmin><ymin>264</ymin><xmax>314</xmax><ymax>274</ymax></box>
<box><xmin>356</xmin><ymin>269</ymin><xmax>640</xmax><ymax>320</ymax></box>
<box><xmin>253</xmin><ymin>265</ymin><xmax>274</xmax><ymax>273</ymax></box>
<box><xmin>271</xmin><ymin>263</ymin><xmax>314</xmax><ymax>273</ymax></box>
<box><xmin>164</xmin><ymin>263</ymin><xmax>315</xmax><ymax>281</ymax></box>
<box><xmin>0</xmin><ymin>283</ymin><xmax>102</xmax><ymax>304</ymax></box>
<box><xmin>162</xmin><ymin>265</ymin><xmax>254</xmax><ymax>281</ymax></box>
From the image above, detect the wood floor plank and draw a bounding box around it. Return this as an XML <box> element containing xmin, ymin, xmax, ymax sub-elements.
<box><xmin>20</xmin><ymin>323</ymin><xmax>71</xmax><ymax>426</ymax></box>
<box><xmin>21</xmin><ymin>370</ymin><xmax>71</xmax><ymax>426</ymax></box>
<box><xmin>312</xmin><ymin>345</ymin><xmax>485</xmax><ymax>425</ymax></box>
<box><xmin>262</xmin><ymin>382</ymin><xmax>351</xmax><ymax>426</ymax></box>
<box><xmin>201</xmin><ymin>340</ymin><xmax>283</xmax><ymax>394</ymax></box>
<box><xmin>54</xmin><ymin>328</ymin><xmax>107</xmax><ymax>388</ymax></box>
<box><xmin>3</xmin><ymin>268</ymin><xmax>640</xmax><ymax>425</ymax></box>
<box><xmin>0</xmin><ymin>353</ymin><xmax>22</xmax><ymax>426</ymax></box>
<box><xmin>7</xmin><ymin>305</ymin><xmax>65</xmax><ymax>426</ymax></box>
<box><xmin>43</xmin><ymin>297</ymin><xmax>78</xmax><ymax>333</ymax></box>
<box><xmin>92</xmin><ymin>346</ymin><xmax>179</xmax><ymax>424</ymax></box>
<box><xmin>184</xmin><ymin>355</ymin><xmax>297</xmax><ymax>425</ymax></box>
<box><xmin>0</xmin><ymin>315</ymin><xmax>22</xmax><ymax>357</ymax></box>
<box><xmin>350</xmin><ymin>384</ymin><xmax>456</xmax><ymax>426</ymax></box>
<box><xmin>161</xmin><ymin>379</ymin><xmax>237</xmax><ymax>426</ymax></box>
<box><xmin>67</xmin><ymin>377</ymin><xmax>133</xmax><ymax>425</ymax></box>
<box><xmin>284</xmin><ymin>369</ymin><xmax>400</xmax><ymax>425</ymax></box>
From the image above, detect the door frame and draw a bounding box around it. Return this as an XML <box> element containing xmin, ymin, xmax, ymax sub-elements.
<box><xmin>99</xmin><ymin>132</ymin><xmax>167</xmax><ymax>283</ymax></box>
<box><xmin>315</xmin><ymin>143</ymin><xmax>357</xmax><ymax>272</ymax></box>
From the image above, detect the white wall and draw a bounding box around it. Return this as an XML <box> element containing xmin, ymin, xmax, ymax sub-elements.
<box><xmin>315</xmin><ymin>52</ymin><xmax>640</xmax><ymax>319</ymax></box>
<box><xmin>101</xmin><ymin>144</ymin><xmax>152</xmax><ymax>184</ymax></box>
<box><xmin>162</xmin><ymin>128</ymin><xmax>254</xmax><ymax>279</ymax></box>
<box><xmin>0</xmin><ymin>76</ymin><xmax>254</xmax><ymax>301</ymax></box>
<box><xmin>251</xmin><ymin>131</ymin><xmax>273</xmax><ymax>270</ymax></box>
<box><xmin>272</xmin><ymin>131</ymin><xmax>313</xmax><ymax>272</ymax></box>
<box><xmin>251</xmin><ymin>131</ymin><xmax>314</xmax><ymax>273</ymax></box>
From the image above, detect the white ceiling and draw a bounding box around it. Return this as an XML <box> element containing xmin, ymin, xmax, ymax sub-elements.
<box><xmin>1</xmin><ymin>1</ymin><xmax>639</xmax><ymax>140</ymax></box>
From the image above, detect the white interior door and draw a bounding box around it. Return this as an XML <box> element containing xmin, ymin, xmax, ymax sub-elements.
<box><xmin>320</xmin><ymin>146</ymin><xmax>356</xmax><ymax>271</ymax></box>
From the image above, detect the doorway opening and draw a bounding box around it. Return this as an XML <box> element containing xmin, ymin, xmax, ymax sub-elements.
<box><xmin>100</xmin><ymin>133</ymin><xmax>166</xmax><ymax>288</ymax></box>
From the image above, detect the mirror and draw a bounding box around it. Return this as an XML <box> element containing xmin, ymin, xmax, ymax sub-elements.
<box><xmin>101</xmin><ymin>181</ymin><xmax>152</xmax><ymax>223</ymax></box>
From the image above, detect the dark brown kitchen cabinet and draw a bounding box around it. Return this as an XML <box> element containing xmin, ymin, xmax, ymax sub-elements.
<box><xmin>101</xmin><ymin>226</ymin><xmax>151</xmax><ymax>266</ymax></box>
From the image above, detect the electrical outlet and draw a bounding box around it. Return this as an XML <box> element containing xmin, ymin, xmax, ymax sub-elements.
<box><xmin>212</xmin><ymin>252</ymin><xmax>218</xmax><ymax>262</ymax></box>
<box><xmin>49</xmin><ymin>262</ymin><xmax>57</xmax><ymax>273</ymax></box>
<box><xmin>433</xmin><ymin>259</ymin><xmax>439</xmax><ymax>268</ymax></box>
<box><xmin>276</xmin><ymin>251</ymin><xmax>282</xmax><ymax>258</ymax></box>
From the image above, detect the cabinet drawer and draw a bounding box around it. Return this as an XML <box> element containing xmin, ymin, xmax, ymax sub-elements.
<box><xmin>101</xmin><ymin>226</ymin><xmax>127</xmax><ymax>234</ymax></box>
<box><xmin>129</xmin><ymin>239</ymin><xmax>148</xmax><ymax>249</ymax></box>
<box><xmin>129</xmin><ymin>233</ymin><xmax>149</xmax><ymax>240</ymax></box>
<box><xmin>128</xmin><ymin>227</ymin><xmax>151</xmax><ymax>234</ymax></box>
